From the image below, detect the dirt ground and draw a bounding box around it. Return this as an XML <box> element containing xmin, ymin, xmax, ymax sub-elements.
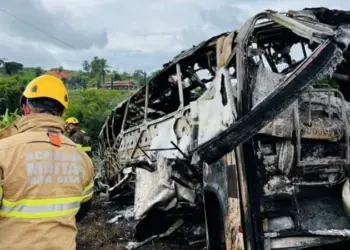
<box><xmin>76</xmin><ymin>196</ymin><xmax>205</xmax><ymax>250</ymax></box>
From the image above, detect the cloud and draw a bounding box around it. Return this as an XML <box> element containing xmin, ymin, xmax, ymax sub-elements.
<box><xmin>0</xmin><ymin>34</ymin><xmax>59</xmax><ymax>67</ymax></box>
<box><xmin>0</xmin><ymin>0</ymin><xmax>349</xmax><ymax>72</ymax></box>
<box><xmin>107</xmin><ymin>32</ymin><xmax>183</xmax><ymax>53</ymax></box>
<box><xmin>0</xmin><ymin>0</ymin><xmax>107</xmax><ymax>50</ymax></box>
<box><xmin>49</xmin><ymin>46</ymin><xmax>174</xmax><ymax>73</ymax></box>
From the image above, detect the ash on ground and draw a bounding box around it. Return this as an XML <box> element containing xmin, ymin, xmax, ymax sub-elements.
<box><xmin>76</xmin><ymin>196</ymin><xmax>206</xmax><ymax>250</ymax></box>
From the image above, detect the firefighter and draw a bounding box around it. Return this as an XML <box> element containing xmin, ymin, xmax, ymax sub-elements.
<box><xmin>0</xmin><ymin>75</ymin><xmax>94</xmax><ymax>250</ymax></box>
<box><xmin>65</xmin><ymin>117</ymin><xmax>92</xmax><ymax>157</ymax></box>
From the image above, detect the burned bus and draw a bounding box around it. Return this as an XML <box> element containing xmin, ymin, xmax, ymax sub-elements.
<box><xmin>97</xmin><ymin>7</ymin><xmax>350</xmax><ymax>250</ymax></box>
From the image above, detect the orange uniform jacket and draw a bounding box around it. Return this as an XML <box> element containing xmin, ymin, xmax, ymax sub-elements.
<box><xmin>0</xmin><ymin>113</ymin><xmax>94</xmax><ymax>250</ymax></box>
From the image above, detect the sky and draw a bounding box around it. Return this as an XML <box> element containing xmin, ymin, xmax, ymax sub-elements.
<box><xmin>0</xmin><ymin>0</ymin><xmax>349</xmax><ymax>73</ymax></box>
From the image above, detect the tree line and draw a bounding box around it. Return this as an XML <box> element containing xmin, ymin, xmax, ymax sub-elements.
<box><xmin>62</xmin><ymin>56</ymin><xmax>160</xmax><ymax>89</ymax></box>
<box><xmin>0</xmin><ymin>56</ymin><xmax>161</xmax><ymax>91</ymax></box>
<box><xmin>0</xmin><ymin>56</ymin><xmax>149</xmax><ymax>148</ymax></box>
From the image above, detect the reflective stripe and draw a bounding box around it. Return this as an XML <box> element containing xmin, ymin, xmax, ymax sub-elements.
<box><xmin>0</xmin><ymin>186</ymin><xmax>3</xmax><ymax>202</ymax></box>
<box><xmin>0</xmin><ymin>199</ymin><xmax>80</xmax><ymax>219</ymax></box>
<box><xmin>76</xmin><ymin>144</ymin><xmax>92</xmax><ymax>152</ymax></box>
<box><xmin>83</xmin><ymin>182</ymin><xmax>93</xmax><ymax>195</ymax></box>
<box><xmin>82</xmin><ymin>146</ymin><xmax>92</xmax><ymax>152</ymax></box>
<box><xmin>0</xmin><ymin>188</ymin><xmax>93</xmax><ymax>219</ymax></box>
<box><xmin>1</xmin><ymin>202</ymin><xmax>80</xmax><ymax>213</ymax></box>
<box><xmin>0</xmin><ymin>201</ymin><xmax>80</xmax><ymax>218</ymax></box>
<box><xmin>82</xmin><ymin>181</ymin><xmax>94</xmax><ymax>202</ymax></box>
<box><xmin>2</xmin><ymin>196</ymin><xmax>85</xmax><ymax>206</ymax></box>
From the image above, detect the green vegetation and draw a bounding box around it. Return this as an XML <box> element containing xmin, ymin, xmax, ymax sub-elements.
<box><xmin>65</xmin><ymin>89</ymin><xmax>133</xmax><ymax>147</ymax></box>
<box><xmin>0</xmin><ymin>56</ymin><xmax>159</xmax><ymax>148</ymax></box>
<box><xmin>0</xmin><ymin>109</ymin><xmax>19</xmax><ymax>129</ymax></box>
<box><xmin>76</xmin><ymin>56</ymin><xmax>158</xmax><ymax>89</ymax></box>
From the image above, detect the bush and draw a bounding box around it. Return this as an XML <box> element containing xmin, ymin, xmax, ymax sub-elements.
<box><xmin>64</xmin><ymin>89</ymin><xmax>133</xmax><ymax>147</ymax></box>
<box><xmin>0</xmin><ymin>109</ymin><xmax>20</xmax><ymax>129</ymax></box>
<box><xmin>0</xmin><ymin>75</ymin><xmax>28</xmax><ymax>114</ymax></box>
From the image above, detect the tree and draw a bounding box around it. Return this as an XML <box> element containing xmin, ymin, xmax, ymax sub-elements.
<box><xmin>80</xmin><ymin>57</ymin><xmax>166</xmax><ymax>90</ymax></box>
<box><xmin>90</xmin><ymin>57</ymin><xmax>109</xmax><ymax>88</ymax></box>
<box><xmin>82</xmin><ymin>60</ymin><xmax>91</xmax><ymax>73</ymax></box>
<box><xmin>3</xmin><ymin>61</ymin><xmax>23</xmax><ymax>75</ymax></box>
<box><xmin>0</xmin><ymin>75</ymin><xmax>28</xmax><ymax>114</ymax></box>
<box><xmin>58</xmin><ymin>66</ymin><xmax>64</xmax><ymax>72</ymax></box>
<box><xmin>132</xmin><ymin>69</ymin><xmax>148</xmax><ymax>87</ymax></box>
<box><xmin>34</xmin><ymin>67</ymin><xmax>43</xmax><ymax>77</ymax></box>
<box><xmin>64</xmin><ymin>89</ymin><xmax>133</xmax><ymax>147</ymax></box>
<box><xmin>109</xmin><ymin>70</ymin><xmax>123</xmax><ymax>89</ymax></box>
<box><xmin>120</xmin><ymin>71</ymin><xmax>131</xmax><ymax>80</ymax></box>
<box><xmin>70</xmin><ymin>76</ymin><xmax>85</xmax><ymax>89</ymax></box>
<box><xmin>0</xmin><ymin>56</ymin><xmax>141</xmax><ymax>148</ymax></box>
<box><xmin>0</xmin><ymin>58</ymin><xmax>7</xmax><ymax>68</ymax></box>
<box><xmin>111</xmin><ymin>71</ymin><xmax>122</xmax><ymax>81</ymax></box>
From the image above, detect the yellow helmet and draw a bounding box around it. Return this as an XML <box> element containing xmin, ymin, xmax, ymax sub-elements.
<box><xmin>65</xmin><ymin>117</ymin><xmax>79</xmax><ymax>126</ymax></box>
<box><xmin>22</xmin><ymin>75</ymin><xmax>68</xmax><ymax>109</ymax></box>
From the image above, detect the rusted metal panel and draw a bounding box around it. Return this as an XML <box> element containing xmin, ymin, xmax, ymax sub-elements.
<box><xmin>225</xmin><ymin>152</ymin><xmax>244</xmax><ymax>250</ymax></box>
<box><xmin>225</xmin><ymin>197</ymin><xmax>243</xmax><ymax>250</ymax></box>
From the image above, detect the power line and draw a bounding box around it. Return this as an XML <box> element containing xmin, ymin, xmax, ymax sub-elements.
<box><xmin>0</xmin><ymin>7</ymin><xmax>128</xmax><ymax>71</ymax></box>
<box><xmin>0</xmin><ymin>7</ymin><xmax>76</xmax><ymax>50</ymax></box>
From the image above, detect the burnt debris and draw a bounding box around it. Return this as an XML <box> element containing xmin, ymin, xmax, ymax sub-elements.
<box><xmin>96</xmin><ymin>7</ymin><xmax>350</xmax><ymax>250</ymax></box>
